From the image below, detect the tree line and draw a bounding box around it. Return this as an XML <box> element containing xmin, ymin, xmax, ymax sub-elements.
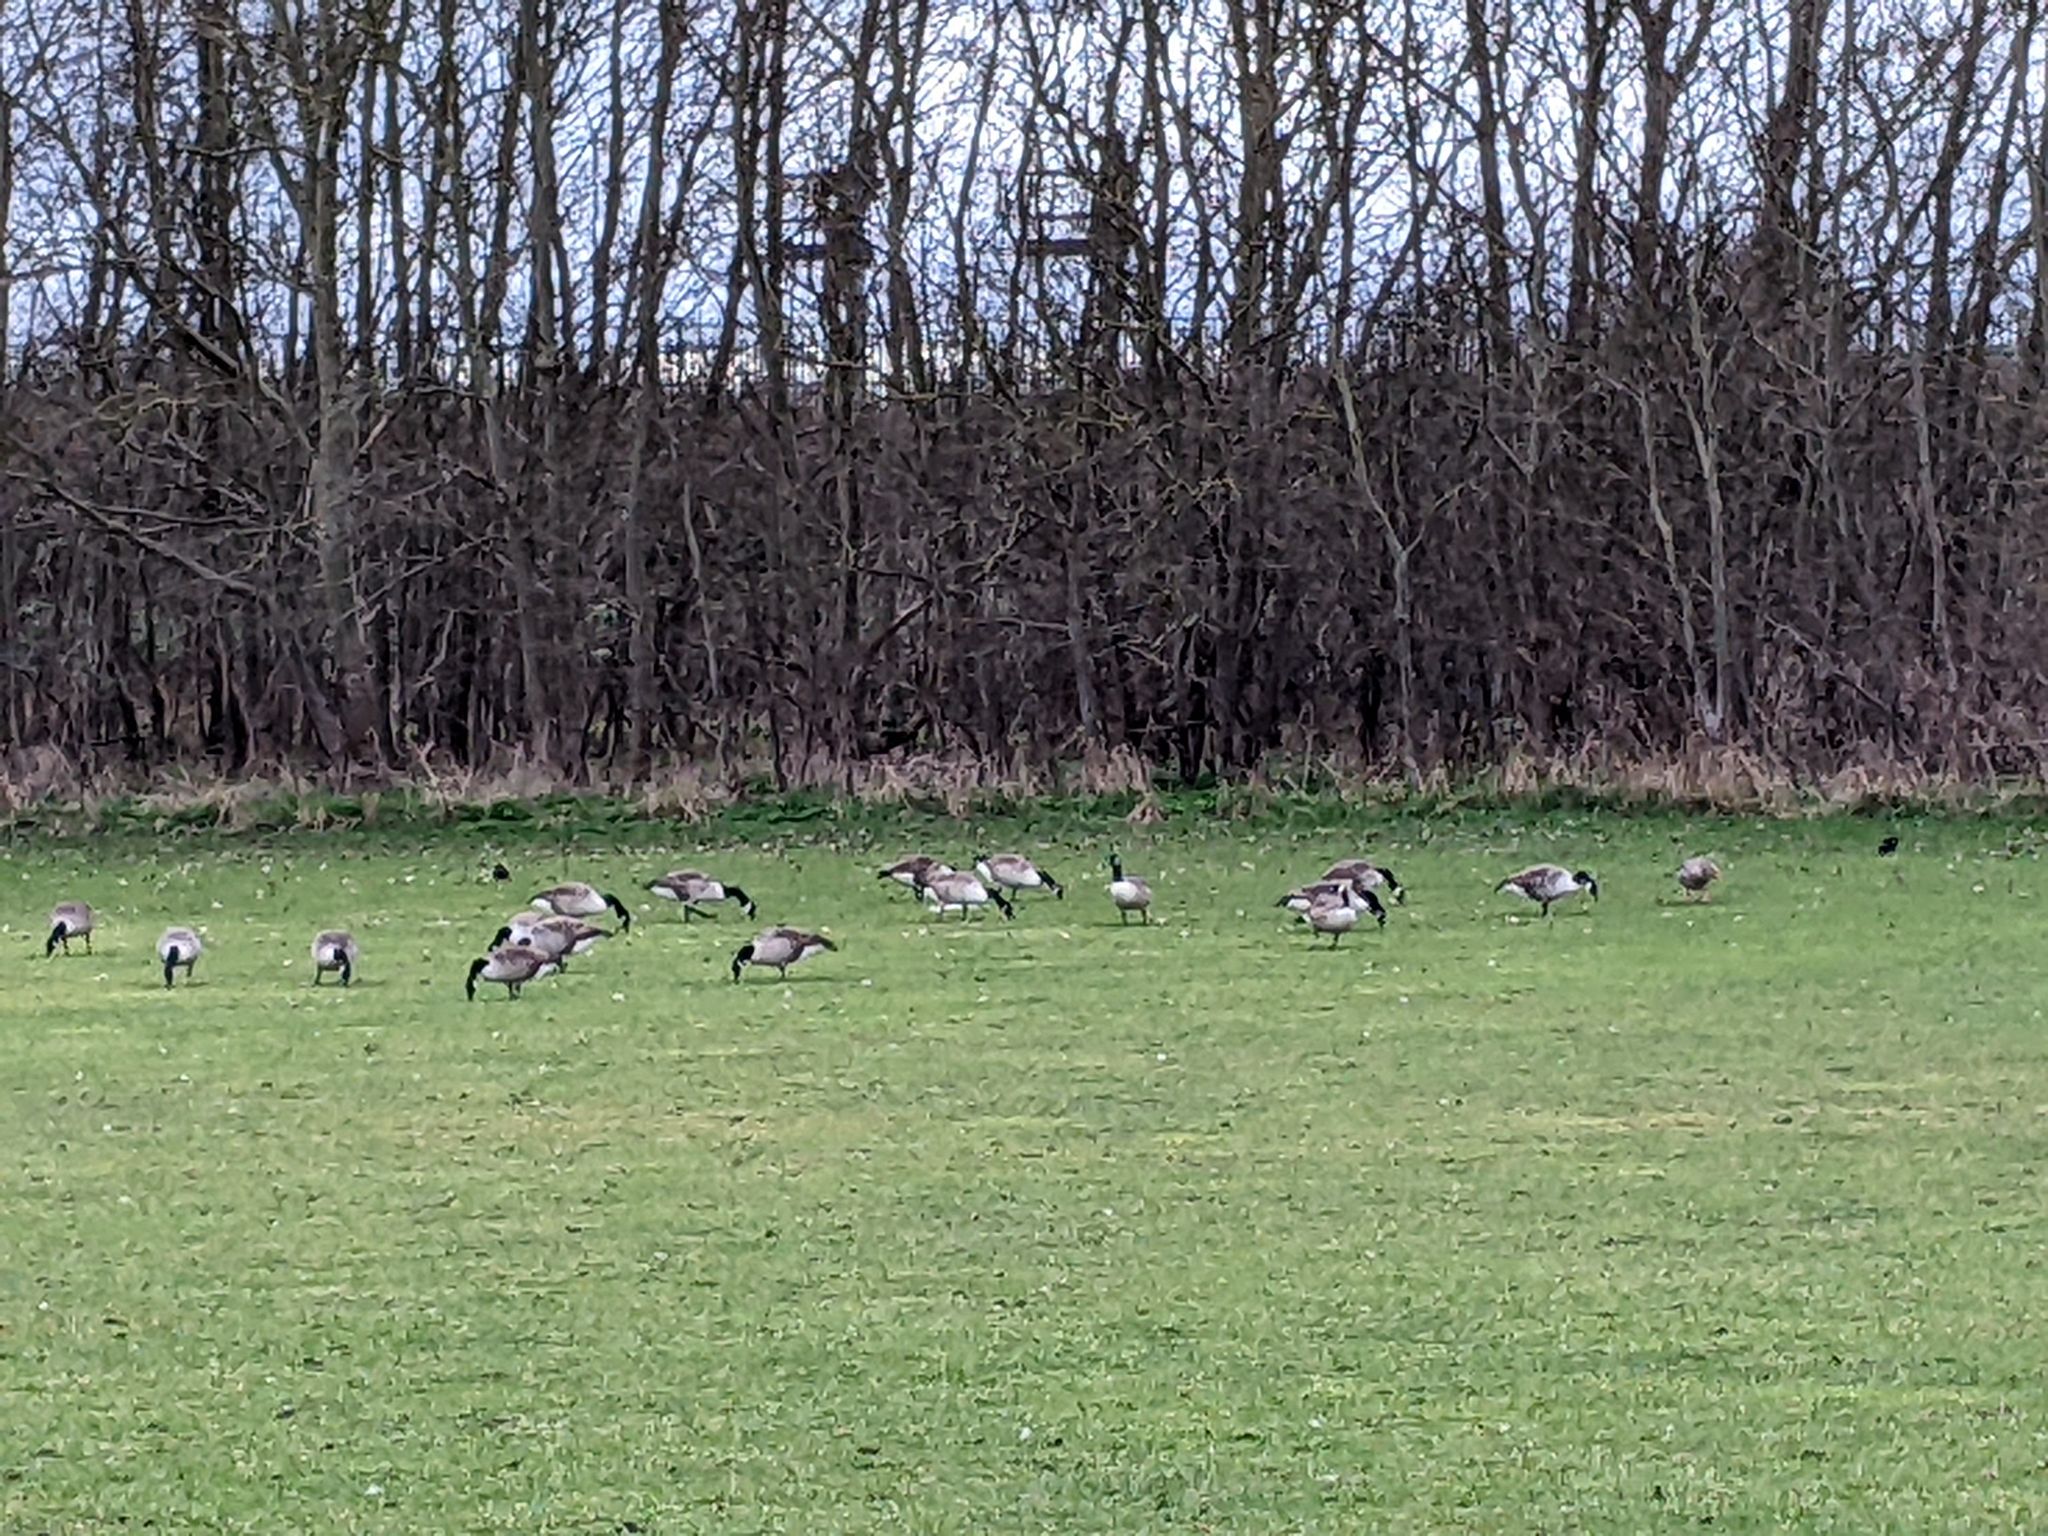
<box><xmin>1</xmin><ymin>0</ymin><xmax>2044</xmax><ymax>790</ymax></box>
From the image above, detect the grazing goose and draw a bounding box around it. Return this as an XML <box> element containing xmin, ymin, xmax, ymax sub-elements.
<box><xmin>311</xmin><ymin>930</ymin><xmax>358</xmax><ymax>986</ymax></box>
<box><xmin>46</xmin><ymin>901</ymin><xmax>95</xmax><ymax>957</ymax></box>
<box><xmin>1320</xmin><ymin>859</ymin><xmax>1405</xmax><ymax>904</ymax></box>
<box><xmin>157</xmin><ymin>926</ymin><xmax>203</xmax><ymax>988</ymax></box>
<box><xmin>1677</xmin><ymin>856</ymin><xmax>1721</xmax><ymax>900</ymax></box>
<box><xmin>1303</xmin><ymin>897</ymin><xmax>1362</xmax><ymax>946</ymax></box>
<box><xmin>974</xmin><ymin>853</ymin><xmax>1064</xmax><ymax>901</ymax></box>
<box><xmin>491</xmin><ymin>913</ymin><xmax>612</xmax><ymax>966</ymax></box>
<box><xmin>1107</xmin><ymin>853</ymin><xmax>1153</xmax><ymax>924</ymax></box>
<box><xmin>531</xmin><ymin>883</ymin><xmax>633</xmax><ymax>931</ymax></box>
<box><xmin>917</xmin><ymin>869</ymin><xmax>1016</xmax><ymax>921</ymax></box>
<box><xmin>646</xmin><ymin>870</ymin><xmax>758</xmax><ymax>921</ymax></box>
<box><xmin>731</xmin><ymin>927</ymin><xmax>836</xmax><ymax>982</ymax></box>
<box><xmin>1497</xmin><ymin>864</ymin><xmax>1599</xmax><ymax>918</ymax></box>
<box><xmin>878</xmin><ymin>855</ymin><xmax>953</xmax><ymax>893</ymax></box>
<box><xmin>1278</xmin><ymin>879</ymin><xmax>1387</xmax><ymax>927</ymax></box>
<box><xmin>466</xmin><ymin>944</ymin><xmax>561</xmax><ymax>1000</ymax></box>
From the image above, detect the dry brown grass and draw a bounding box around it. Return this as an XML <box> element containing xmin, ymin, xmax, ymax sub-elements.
<box><xmin>6</xmin><ymin>734</ymin><xmax>2048</xmax><ymax>828</ymax></box>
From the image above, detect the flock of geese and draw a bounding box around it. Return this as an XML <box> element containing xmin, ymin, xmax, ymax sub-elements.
<box><xmin>33</xmin><ymin>849</ymin><xmax>1729</xmax><ymax>996</ymax></box>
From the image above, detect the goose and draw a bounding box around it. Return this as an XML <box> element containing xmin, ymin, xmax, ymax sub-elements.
<box><xmin>1107</xmin><ymin>853</ymin><xmax>1152</xmax><ymax>924</ymax></box>
<box><xmin>311</xmin><ymin>930</ymin><xmax>358</xmax><ymax>986</ymax></box>
<box><xmin>1677</xmin><ymin>856</ymin><xmax>1721</xmax><ymax>900</ymax></box>
<box><xmin>466</xmin><ymin>944</ymin><xmax>561</xmax><ymax>1000</ymax></box>
<box><xmin>491</xmin><ymin>913</ymin><xmax>612</xmax><ymax>966</ymax></box>
<box><xmin>157</xmin><ymin>926</ymin><xmax>203</xmax><ymax>988</ymax></box>
<box><xmin>531</xmin><ymin>882</ymin><xmax>633</xmax><ymax>931</ymax></box>
<box><xmin>917</xmin><ymin>869</ymin><xmax>1015</xmax><ymax>921</ymax></box>
<box><xmin>878</xmin><ymin>855</ymin><xmax>953</xmax><ymax>893</ymax></box>
<box><xmin>1320</xmin><ymin>859</ymin><xmax>1405</xmax><ymax>904</ymax></box>
<box><xmin>1277</xmin><ymin>879</ymin><xmax>1386</xmax><ymax>927</ymax></box>
<box><xmin>46</xmin><ymin>901</ymin><xmax>95</xmax><ymax>957</ymax></box>
<box><xmin>646</xmin><ymin>870</ymin><xmax>758</xmax><ymax>921</ymax></box>
<box><xmin>1497</xmin><ymin>864</ymin><xmax>1599</xmax><ymax>917</ymax></box>
<box><xmin>1303</xmin><ymin>897</ymin><xmax>1362</xmax><ymax>946</ymax></box>
<box><xmin>974</xmin><ymin>853</ymin><xmax>1064</xmax><ymax>901</ymax></box>
<box><xmin>731</xmin><ymin>927</ymin><xmax>836</xmax><ymax>982</ymax></box>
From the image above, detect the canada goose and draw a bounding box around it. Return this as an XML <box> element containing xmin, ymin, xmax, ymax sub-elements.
<box><xmin>46</xmin><ymin>901</ymin><xmax>94</xmax><ymax>957</ymax></box>
<box><xmin>1320</xmin><ymin>859</ymin><xmax>1406</xmax><ymax>904</ymax></box>
<box><xmin>466</xmin><ymin>944</ymin><xmax>561</xmax><ymax>1000</ymax></box>
<box><xmin>531</xmin><ymin>883</ymin><xmax>632</xmax><ymax>931</ymax></box>
<box><xmin>491</xmin><ymin>913</ymin><xmax>611</xmax><ymax>966</ymax></box>
<box><xmin>1677</xmin><ymin>856</ymin><xmax>1721</xmax><ymax>900</ymax></box>
<box><xmin>1303</xmin><ymin>897</ymin><xmax>1362</xmax><ymax>946</ymax></box>
<box><xmin>157</xmin><ymin>926</ymin><xmax>203</xmax><ymax>988</ymax></box>
<box><xmin>311</xmin><ymin>930</ymin><xmax>358</xmax><ymax>986</ymax></box>
<box><xmin>1878</xmin><ymin>836</ymin><xmax>1900</xmax><ymax>856</ymax></box>
<box><xmin>878</xmin><ymin>855</ymin><xmax>953</xmax><ymax>893</ymax></box>
<box><xmin>1277</xmin><ymin>879</ymin><xmax>1387</xmax><ymax>927</ymax></box>
<box><xmin>646</xmin><ymin>870</ymin><xmax>758</xmax><ymax>921</ymax></box>
<box><xmin>974</xmin><ymin>853</ymin><xmax>1064</xmax><ymax>900</ymax></box>
<box><xmin>1107</xmin><ymin>853</ymin><xmax>1152</xmax><ymax>924</ymax></box>
<box><xmin>917</xmin><ymin>869</ymin><xmax>1016</xmax><ymax>920</ymax></box>
<box><xmin>731</xmin><ymin>927</ymin><xmax>837</xmax><ymax>982</ymax></box>
<box><xmin>1497</xmin><ymin>864</ymin><xmax>1599</xmax><ymax>917</ymax></box>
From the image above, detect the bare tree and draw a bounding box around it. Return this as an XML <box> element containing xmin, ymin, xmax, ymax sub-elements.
<box><xmin>0</xmin><ymin>0</ymin><xmax>2043</xmax><ymax>792</ymax></box>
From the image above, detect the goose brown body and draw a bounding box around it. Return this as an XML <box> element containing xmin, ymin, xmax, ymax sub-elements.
<box><xmin>492</xmin><ymin>913</ymin><xmax>611</xmax><ymax>964</ymax></box>
<box><xmin>1677</xmin><ymin>856</ymin><xmax>1721</xmax><ymax>899</ymax></box>
<box><xmin>1320</xmin><ymin>860</ymin><xmax>1406</xmax><ymax>904</ymax></box>
<box><xmin>646</xmin><ymin>870</ymin><xmax>758</xmax><ymax>920</ymax></box>
<box><xmin>1303</xmin><ymin>897</ymin><xmax>1361</xmax><ymax>945</ymax></box>
<box><xmin>157</xmin><ymin>926</ymin><xmax>203</xmax><ymax>988</ymax></box>
<box><xmin>1278</xmin><ymin>879</ymin><xmax>1386</xmax><ymax>926</ymax></box>
<box><xmin>1107</xmin><ymin>854</ymin><xmax>1152</xmax><ymax>924</ymax></box>
<box><xmin>311</xmin><ymin>930</ymin><xmax>358</xmax><ymax>986</ymax></box>
<box><xmin>878</xmin><ymin>855</ymin><xmax>953</xmax><ymax>892</ymax></box>
<box><xmin>47</xmin><ymin>901</ymin><xmax>94</xmax><ymax>957</ymax></box>
<box><xmin>531</xmin><ymin>882</ymin><xmax>633</xmax><ymax>931</ymax></box>
<box><xmin>1497</xmin><ymin>864</ymin><xmax>1599</xmax><ymax>917</ymax></box>
<box><xmin>466</xmin><ymin>944</ymin><xmax>561</xmax><ymax>999</ymax></box>
<box><xmin>918</xmin><ymin>870</ymin><xmax>1015</xmax><ymax>920</ymax></box>
<box><xmin>974</xmin><ymin>854</ymin><xmax>1063</xmax><ymax>900</ymax></box>
<box><xmin>732</xmin><ymin>927</ymin><xmax>836</xmax><ymax>982</ymax></box>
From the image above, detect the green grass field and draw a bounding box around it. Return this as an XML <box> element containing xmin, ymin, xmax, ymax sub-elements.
<box><xmin>4</xmin><ymin>808</ymin><xmax>2046</xmax><ymax>1532</ymax></box>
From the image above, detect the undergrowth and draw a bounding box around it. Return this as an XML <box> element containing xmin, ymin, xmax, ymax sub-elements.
<box><xmin>4</xmin><ymin>741</ymin><xmax>2045</xmax><ymax>844</ymax></box>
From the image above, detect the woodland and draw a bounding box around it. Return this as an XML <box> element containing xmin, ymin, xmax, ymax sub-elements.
<box><xmin>1</xmin><ymin>0</ymin><xmax>2044</xmax><ymax>792</ymax></box>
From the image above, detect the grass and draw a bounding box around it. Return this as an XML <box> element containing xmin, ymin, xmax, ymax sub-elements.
<box><xmin>4</xmin><ymin>808</ymin><xmax>2047</xmax><ymax>1532</ymax></box>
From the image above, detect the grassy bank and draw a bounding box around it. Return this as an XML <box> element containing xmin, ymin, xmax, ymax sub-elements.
<box><xmin>4</xmin><ymin>811</ymin><xmax>2044</xmax><ymax>1530</ymax></box>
